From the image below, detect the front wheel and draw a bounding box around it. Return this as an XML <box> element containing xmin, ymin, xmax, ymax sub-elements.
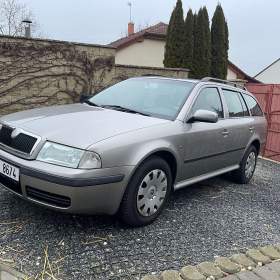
<box><xmin>231</xmin><ymin>146</ymin><xmax>258</xmax><ymax>184</ymax></box>
<box><xmin>119</xmin><ymin>156</ymin><xmax>172</xmax><ymax>227</ymax></box>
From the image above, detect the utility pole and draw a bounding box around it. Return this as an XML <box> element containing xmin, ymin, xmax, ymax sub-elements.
<box><xmin>128</xmin><ymin>2</ymin><xmax>132</xmax><ymax>22</ymax></box>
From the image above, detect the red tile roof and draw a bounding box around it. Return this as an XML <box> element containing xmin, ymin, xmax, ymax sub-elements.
<box><xmin>109</xmin><ymin>22</ymin><xmax>168</xmax><ymax>49</ymax></box>
<box><xmin>228</xmin><ymin>61</ymin><xmax>260</xmax><ymax>83</ymax></box>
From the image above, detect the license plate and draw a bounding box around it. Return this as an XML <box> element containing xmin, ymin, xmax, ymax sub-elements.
<box><xmin>0</xmin><ymin>159</ymin><xmax>20</xmax><ymax>182</ymax></box>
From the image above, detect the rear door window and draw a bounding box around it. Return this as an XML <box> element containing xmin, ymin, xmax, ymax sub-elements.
<box><xmin>222</xmin><ymin>89</ymin><xmax>248</xmax><ymax>118</ymax></box>
<box><xmin>243</xmin><ymin>94</ymin><xmax>264</xmax><ymax>116</ymax></box>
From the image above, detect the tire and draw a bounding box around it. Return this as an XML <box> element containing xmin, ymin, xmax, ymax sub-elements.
<box><xmin>119</xmin><ymin>156</ymin><xmax>172</xmax><ymax>227</ymax></box>
<box><xmin>231</xmin><ymin>145</ymin><xmax>258</xmax><ymax>184</ymax></box>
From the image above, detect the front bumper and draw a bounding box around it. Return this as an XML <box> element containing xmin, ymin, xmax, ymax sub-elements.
<box><xmin>0</xmin><ymin>149</ymin><xmax>134</xmax><ymax>215</ymax></box>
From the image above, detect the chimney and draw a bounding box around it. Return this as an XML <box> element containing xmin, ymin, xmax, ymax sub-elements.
<box><xmin>22</xmin><ymin>18</ymin><xmax>32</xmax><ymax>38</ymax></box>
<box><xmin>25</xmin><ymin>26</ymin><xmax>31</xmax><ymax>38</ymax></box>
<box><xmin>128</xmin><ymin>22</ymin><xmax>134</xmax><ymax>36</ymax></box>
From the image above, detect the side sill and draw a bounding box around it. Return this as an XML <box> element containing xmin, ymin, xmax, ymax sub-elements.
<box><xmin>174</xmin><ymin>164</ymin><xmax>239</xmax><ymax>191</ymax></box>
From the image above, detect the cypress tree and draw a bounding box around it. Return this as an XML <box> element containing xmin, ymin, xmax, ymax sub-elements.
<box><xmin>224</xmin><ymin>20</ymin><xmax>229</xmax><ymax>76</ymax></box>
<box><xmin>225</xmin><ymin>21</ymin><xmax>229</xmax><ymax>51</ymax></box>
<box><xmin>192</xmin><ymin>7</ymin><xmax>211</xmax><ymax>78</ymax></box>
<box><xmin>211</xmin><ymin>4</ymin><xmax>229</xmax><ymax>79</ymax></box>
<box><xmin>164</xmin><ymin>0</ymin><xmax>185</xmax><ymax>68</ymax></box>
<box><xmin>202</xmin><ymin>7</ymin><xmax>211</xmax><ymax>76</ymax></box>
<box><xmin>189</xmin><ymin>12</ymin><xmax>197</xmax><ymax>78</ymax></box>
<box><xmin>182</xmin><ymin>9</ymin><xmax>194</xmax><ymax>71</ymax></box>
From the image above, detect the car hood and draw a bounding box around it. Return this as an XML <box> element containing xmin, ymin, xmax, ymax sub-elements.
<box><xmin>0</xmin><ymin>104</ymin><xmax>169</xmax><ymax>149</ymax></box>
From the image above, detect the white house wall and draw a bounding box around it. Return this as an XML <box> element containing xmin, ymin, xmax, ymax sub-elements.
<box><xmin>227</xmin><ymin>68</ymin><xmax>238</xmax><ymax>80</ymax></box>
<box><xmin>255</xmin><ymin>60</ymin><xmax>280</xmax><ymax>84</ymax></box>
<box><xmin>115</xmin><ymin>39</ymin><xmax>165</xmax><ymax>67</ymax></box>
<box><xmin>116</xmin><ymin>38</ymin><xmax>238</xmax><ymax>80</ymax></box>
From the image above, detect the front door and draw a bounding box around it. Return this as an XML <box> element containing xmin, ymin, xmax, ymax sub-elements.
<box><xmin>181</xmin><ymin>87</ymin><xmax>228</xmax><ymax>180</ymax></box>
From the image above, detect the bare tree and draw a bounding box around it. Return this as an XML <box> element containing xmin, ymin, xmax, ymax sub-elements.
<box><xmin>0</xmin><ymin>0</ymin><xmax>41</xmax><ymax>37</ymax></box>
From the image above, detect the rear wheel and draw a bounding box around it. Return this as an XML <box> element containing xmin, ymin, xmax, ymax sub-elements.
<box><xmin>231</xmin><ymin>146</ymin><xmax>258</xmax><ymax>184</ymax></box>
<box><xmin>119</xmin><ymin>156</ymin><xmax>172</xmax><ymax>227</ymax></box>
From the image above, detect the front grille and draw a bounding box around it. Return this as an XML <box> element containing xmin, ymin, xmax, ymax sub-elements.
<box><xmin>0</xmin><ymin>173</ymin><xmax>22</xmax><ymax>194</ymax></box>
<box><xmin>26</xmin><ymin>186</ymin><xmax>71</xmax><ymax>208</ymax></box>
<box><xmin>0</xmin><ymin>126</ymin><xmax>38</xmax><ymax>154</ymax></box>
<box><xmin>0</xmin><ymin>126</ymin><xmax>13</xmax><ymax>144</ymax></box>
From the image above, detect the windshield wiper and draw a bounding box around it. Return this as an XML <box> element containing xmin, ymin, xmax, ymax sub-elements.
<box><xmin>101</xmin><ymin>105</ymin><xmax>150</xmax><ymax>116</ymax></box>
<box><xmin>84</xmin><ymin>100</ymin><xmax>101</xmax><ymax>107</ymax></box>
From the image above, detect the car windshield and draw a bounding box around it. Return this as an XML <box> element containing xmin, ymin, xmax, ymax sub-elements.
<box><xmin>88</xmin><ymin>78</ymin><xmax>195</xmax><ymax>120</ymax></box>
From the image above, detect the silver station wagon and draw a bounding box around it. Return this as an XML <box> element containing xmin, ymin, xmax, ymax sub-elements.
<box><xmin>0</xmin><ymin>77</ymin><xmax>267</xmax><ymax>226</ymax></box>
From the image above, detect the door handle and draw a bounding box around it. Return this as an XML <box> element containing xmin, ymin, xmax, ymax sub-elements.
<box><xmin>222</xmin><ymin>129</ymin><xmax>229</xmax><ymax>136</ymax></box>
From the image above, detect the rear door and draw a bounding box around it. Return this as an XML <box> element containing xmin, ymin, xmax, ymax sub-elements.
<box><xmin>220</xmin><ymin>88</ymin><xmax>254</xmax><ymax>166</ymax></box>
<box><xmin>243</xmin><ymin>93</ymin><xmax>268</xmax><ymax>150</ymax></box>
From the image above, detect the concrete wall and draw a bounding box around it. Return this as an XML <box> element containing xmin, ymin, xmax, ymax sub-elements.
<box><xmin>0</xmin><ymin>36</ymin><xmax>189</xmax><ymax>115</ymax></box>
<box><xmin>115</xmin><ymin>39</ymin><xmax>165</xmax><ymax>68</ymax></box>
<box><xmin>115</xmin><ymin>64</ymin><xmax>189</xmax><ymax>81</ymax></box>
<box><xmin>255</xmin><ymin>59</ymin><xmax>280</xmax><ymax>83</ymax></box>
<box><xmin>0</xmin><ymin>36</ymin><xmax>116</xmax><ymax>115</ymax></box>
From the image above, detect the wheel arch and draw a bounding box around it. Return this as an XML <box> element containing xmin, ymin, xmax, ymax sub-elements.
<box><xmin>250</xmin><ymin>139</ymin><xmax>261</xmax><ymax>155</ymax></box>
<box><xmin>238</xmin><ymin>137</ymin><xmax>261</xmax><ymax>166</ymax></box>
<box><xmin>128</xmin><ymin>147</ymin><xmax>179</xmax><ymax>187</ymax></box>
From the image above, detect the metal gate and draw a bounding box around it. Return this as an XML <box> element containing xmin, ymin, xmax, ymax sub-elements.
<box><xmin>247</xmin><ymin>84</ymin><xmax>280</xmax><ymax>162</ymax></box>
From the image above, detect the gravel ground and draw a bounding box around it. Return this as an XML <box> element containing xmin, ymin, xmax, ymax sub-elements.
<box><xmin>0</xmin><ymin>159</ymin><xmax>280</xmax><ymax>280</ymax></box>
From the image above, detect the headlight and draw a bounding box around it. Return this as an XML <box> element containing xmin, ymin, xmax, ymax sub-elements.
<box><xmin>37</xmin><ymin>142</ymin><xmax>101</xmax><ymax>169</ymax></box>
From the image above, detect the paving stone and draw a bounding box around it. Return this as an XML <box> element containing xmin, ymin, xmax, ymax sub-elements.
<box><xmin>197</xmin><ymin>262</ymin><xmax>224</xmax><ymax>279</ymax></box>
<box><xmin>160</xmin><ymin>270</ymin><xmax>181</xmax><ymax>280</ymax></box>
<box><xmin>231</xmin><ymin>254</ymin><xmax>257</xmax><ymax>268</ymax></box>
<box><xmin>246</xmin><ymin>249</ymin><xmax>271</xmax><ymax>265</ymax></box>
<box><xmin>0</xmin><ymin>263</ymin><xmax>26</xmax><ymax>280</ymax></box>
<box><xmin>215</xmin><ymin>257</ymin><xmax>241</xmax><ymax>274</ymax></box>
<box><xmin>266</xmin><ymin>261</ymin><xmax>280</xmax><ymax>275</ymax></box>
<box><xmin>260</xmin><ymin>246</ymin><xmax>280</xmax><ymax>260</ymax></box>
<box><xmin>180</xmin><ymin>265</ymin><xmax>206</xmax><ymax>280</ymax></box>
<box><xmin>253</xmin><ymin>266</ymin><xmax>280</xmax><ymax>280</ymax></box>
<box><xmin>275</xmin><ymin>244</ymin><xmax>280</xmax><ymax>252</ymax></box>
<box><xmin>1</xmin><ymin>271</ymin><xmax>18</xmax><ymax>280</ymax></box>
<box><xmin>222</xmin><ymin>276</ymin><xmax>239</xmax><ymax>280</ymax></box>
<box><xmin>237</xmin><ymin>271</ymin><xmax>262</xmax><ymax>280</ymax></box>
<box><xmin>142</xmin><ymin>275</ymin><xmax>160</xmax><ymax>280</ymax></box>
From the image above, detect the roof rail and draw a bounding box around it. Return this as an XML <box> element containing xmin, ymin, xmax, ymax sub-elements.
<box><xmin>201</xmin><ymin>77</ymin><xmax>247</xmax><ymax>90</ymax></box>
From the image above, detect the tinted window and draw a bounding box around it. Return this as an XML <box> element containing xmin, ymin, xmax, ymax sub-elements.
<box><xmin>90</xmin><ymin>78</ymin><xmax>194</xmax><ymax>120</ymax></box>
<box><xmin>243</xmin><ymin>94</ymin><xmax>263</xmax><ymax>116</ymax></box>
<box><xmin>191</xmin><ymin>88</ymin><xmax>223</xmax><ymax>118</ymax></box>
<box><xmin>223</xmin><ymin>89</ymin><xmax>247</xmax><ymax>117</ymax></box>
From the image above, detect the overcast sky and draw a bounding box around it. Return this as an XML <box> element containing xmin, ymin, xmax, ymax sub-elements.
<box><xmin>22</xmin><ymin>0</ymin><xmax>279</xmax><ymax>77</ymax></box>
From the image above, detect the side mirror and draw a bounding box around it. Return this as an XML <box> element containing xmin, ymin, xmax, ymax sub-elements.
<box><xmin>188</xmin><ymin>109</ymin><xmax>218</xmax><ymax>123</ymax></box>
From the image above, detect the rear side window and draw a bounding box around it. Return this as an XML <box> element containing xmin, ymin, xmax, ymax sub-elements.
<box><xmin>191</xmin><ymin>87</ymin><xmax>223</xmax><ymax>118</ymax></box>
<box><xmin>222</xmin><ymin>89</ymin><xmax>248</xmax><ymax>118</ymax></box>
<box><xmin>239</xmin><ymin>94</ymin><xmax>250</xmax><ymax>116</ymax></box>
<box><xmin>243</xmin><ymin>94</ymin><xmax>263</xmax><ymax>116</ymax></box>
